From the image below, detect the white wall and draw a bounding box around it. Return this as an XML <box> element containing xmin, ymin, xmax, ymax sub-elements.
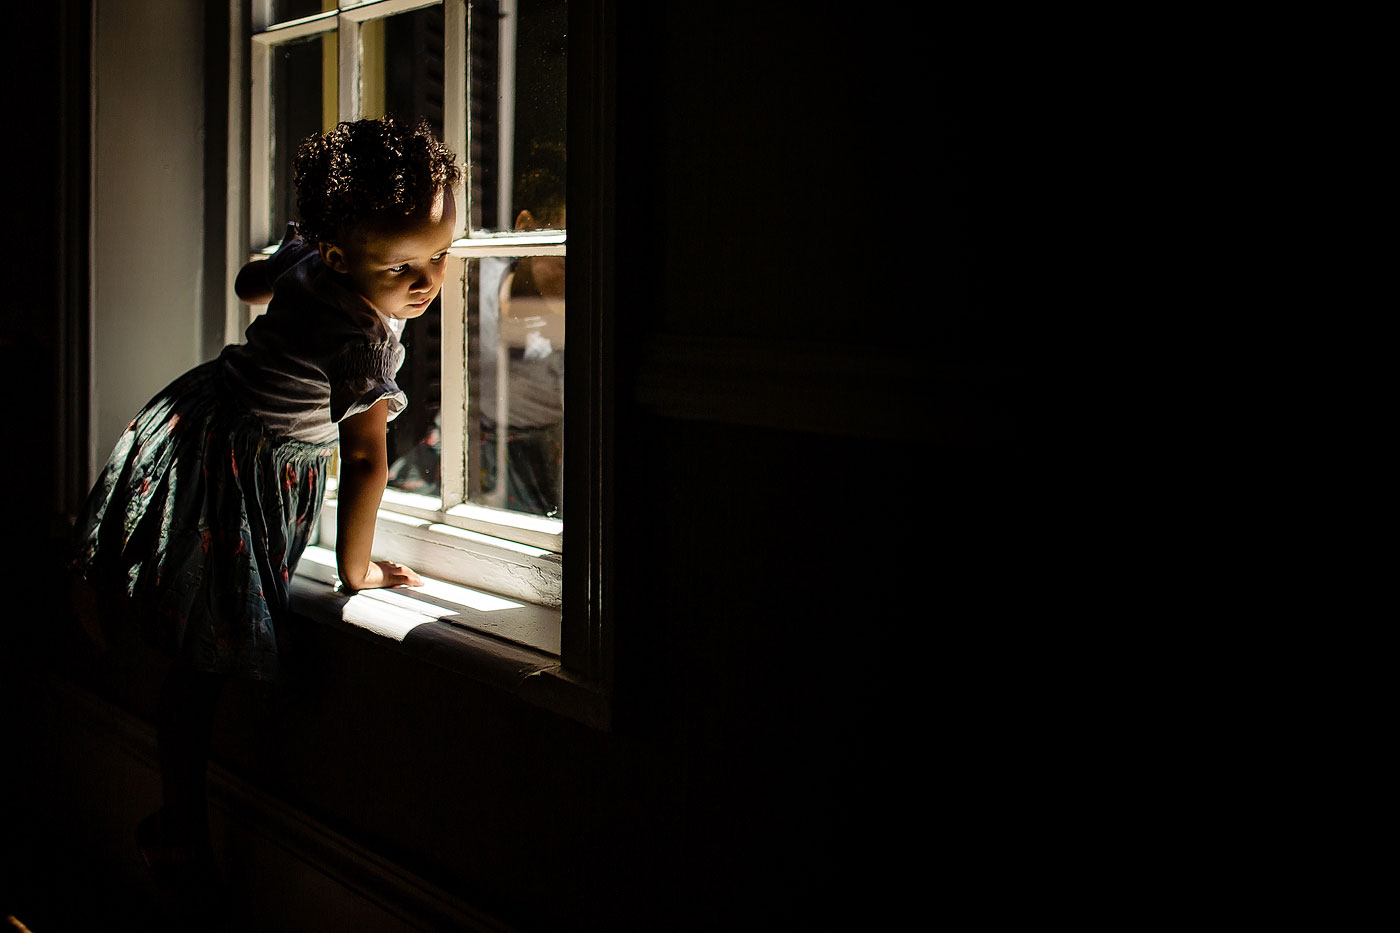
<box><xmin>92</xmin><ymin>0</ymin><xmax>206</xmax><ymax>461</ymax></box>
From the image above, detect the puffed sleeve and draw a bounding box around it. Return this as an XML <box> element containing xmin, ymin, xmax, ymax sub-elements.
<box><xmin>327</xmin><ymin>341</ymin><xmax>409</xmax><ymax>425</ymax></box>
<box><xmin>264</xmin><ymin>223</ymin><xmax>317</xmax><ymax>282</ymax></box>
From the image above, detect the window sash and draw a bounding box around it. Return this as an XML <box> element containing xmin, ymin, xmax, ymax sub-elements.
<box><xmin>249</xmin><ymin>0</ymin><xmax>567</xmax><ymax>560</ymax></box>
<box><xmin>232</xmin><ymin>0</ymin><xmax>611</xmax><ymax>706</ymax></box>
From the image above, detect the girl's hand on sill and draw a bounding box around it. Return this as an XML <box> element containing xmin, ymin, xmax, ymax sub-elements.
<box><xmin>342</xmin><ymin>559</ymin><xmax>423</xmax><ymax>593</ymax></box>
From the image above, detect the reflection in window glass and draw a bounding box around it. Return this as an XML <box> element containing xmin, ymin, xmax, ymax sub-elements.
<box><xmin>469</xmin><ymin>256</ymin><xmax>565</xmax><ymax>518</ymax></box>
<box><xmin>470</xmin><ymin>0</ymin><xmax>567</xmax><ymax>233</ymax></box>
<box><xmin>272</xmin><ymin>35</ymin><xmax>335</xmax><ymax>235</ymax></box>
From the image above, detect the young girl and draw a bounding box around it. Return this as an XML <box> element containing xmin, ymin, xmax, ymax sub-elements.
<box><xmin>71</xmin><ymin>115</ymin><xmax>458</xmax><ymax>899</ymax></box>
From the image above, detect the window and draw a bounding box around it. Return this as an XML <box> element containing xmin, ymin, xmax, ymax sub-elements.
<box><xmin>241</xmin><ymin>0</ymin><xmax>605</xmax><ymax>679</ymax></box>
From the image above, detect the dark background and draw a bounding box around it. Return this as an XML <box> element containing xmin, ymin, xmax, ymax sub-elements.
<box><xmin>2</xmin><ymin>3</ymin><xmax>1024</xmax><ymax>930</ymax></box>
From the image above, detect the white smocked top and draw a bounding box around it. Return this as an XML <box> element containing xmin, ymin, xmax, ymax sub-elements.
<box><xmin>220</xmin><ymin>228</ymin><xmax>408</xmax><ymax>445</ymax></box>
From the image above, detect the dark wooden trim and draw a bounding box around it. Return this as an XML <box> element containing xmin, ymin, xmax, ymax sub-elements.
<box><xmin>562</xmin><ymin>0</ymin><xmax>616</xmax><ymax>692</ymax></box>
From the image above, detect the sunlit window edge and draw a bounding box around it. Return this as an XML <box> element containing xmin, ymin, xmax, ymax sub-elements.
<box><xmin>252</xmin><ymin>235</ymin><xmax>564</xmax><ymax>258</ymax></box>
<box><xmin>444</xmin><ymin>500</ymin><xmax>561</xmax><ymax>536</ymax></box>
<box><xmin>316</xmin><ymin>500</ymin><xmax>563</xmax><ymax>607</ymax></box>
<box><xmin>353</xmin><ymin>486</ymin><xmax>562</xmax><ymax>551</ymax></box>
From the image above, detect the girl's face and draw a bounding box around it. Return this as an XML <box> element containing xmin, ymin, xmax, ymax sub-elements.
<box><xmin>321</xmin><ymin>187</ymin><xmax>457</xmax><ymax>320</ymax></box>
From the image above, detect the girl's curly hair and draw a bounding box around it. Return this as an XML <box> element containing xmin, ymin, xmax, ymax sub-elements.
<box><xmin>293</xmin><ymin>115</ymin><xmax>461</xmax><ymax>246</ymax></box>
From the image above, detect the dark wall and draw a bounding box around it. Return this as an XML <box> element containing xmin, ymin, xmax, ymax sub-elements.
<box><xmin>0</xmin><ymin>2</ymin><xmax>64</xmax><ymax>555</ymax></box>
<box><xmin>5</xmin><ymin>4</ymin><xmax>1014</xmax><ymax>931</ymax></box>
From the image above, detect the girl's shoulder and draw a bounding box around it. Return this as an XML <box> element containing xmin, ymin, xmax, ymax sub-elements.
<box><xmin>270</xmin><ymin>259</ymin><xmax>398</xmax><ymax>352</ymax></box>
<box><xmin>265</xmin><ymin>224</ymin><xmax>320</xmax><ymax>280</ymax></box>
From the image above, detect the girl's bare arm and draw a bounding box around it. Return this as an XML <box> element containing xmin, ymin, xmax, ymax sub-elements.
<box><xmin>335</xmin><ymin>398</ymin><xmax>423</xmax><ymax>591</ymax></box>
<box><xmin>234</xmin><ymin>259</ymin><xmax>275</xmax><ymax>305</ymax></box>
<box><xmin>235</xmin><ymin>225</ymin><xmax>301</xmax><ymax>305</ymax></box>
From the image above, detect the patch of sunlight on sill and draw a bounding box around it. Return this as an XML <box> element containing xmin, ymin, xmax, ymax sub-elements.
<box><xmin>412</xmin><ymin>578</ymin><xmax>524</xmax><ymax>612</ymax></box>
<box><xmin>296</xmin><ymin>545</ymin><xmax>554</xmax><ymax>652</ymax></box>
<box><xmin>340</xmin><ymin>591</ymin><xmax>432</xmax><ymax>642</ymax></box>
<box><xmin>342</xmin><ymin>586</ymin><xmax>524</xmax><ymax>642</ymax></box>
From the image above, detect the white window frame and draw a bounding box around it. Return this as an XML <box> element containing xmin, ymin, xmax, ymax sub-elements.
<box><xmin>243</xmin><ymin>0</ymin><xmax>576</xmax><ymax>616</ymax></box>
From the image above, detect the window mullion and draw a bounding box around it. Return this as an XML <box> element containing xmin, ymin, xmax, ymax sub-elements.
<box><xmin>439</xmin><ymin>256</ymin><xmax>468</xmax><ymax>510</ymax></box>
<box><xmin>436</xmin><ymin>0</ymin><xmax>469</xmax><ymax>512</ymax></box>
<box><xmin>338</xmin><ymin>15</ymin><xmax>360</xmax><ymax>119</ymax></box>
<box><xmin>443</xmin><ymin>0</ymin><xmax>467</xmax><ymax>240</ymax></box>
<box><xmin>497</xmin><ymin>0</ymin><xmax>517</xmax><ymax>232</ymax></box>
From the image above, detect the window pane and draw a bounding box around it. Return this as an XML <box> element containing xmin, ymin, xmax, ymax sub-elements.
<box><xmin>271</xmin><ymin>34</ymin><xmax>336</xmax><ymax>236</ymax></box>
<box><xmin>365</xmin><ymin>5</ymin><xmax>447</xmax><ymax>498</ymax></box>
<box><xmin>470</xmin><ymin>0</ymin><xmax>567</xmax><ymax>233</ymax></box>
<box><xmin>271</xmin><ymin>0</ymin><xmax>329</xmax><ymax>24</ymax></box>
<box><xmin>387</xmin><ymin>295</ymin><xmax>443</xmax><ymax>496</ymax></box>
<box><xmin>361</xmin><ymin>5</ymin><xmax>446</xmax><ymax>139</ymax></box>
<box><xmin>470</xmin><ymin>255</ymin><xmax>564</xmax><ymax>518</ymax></box>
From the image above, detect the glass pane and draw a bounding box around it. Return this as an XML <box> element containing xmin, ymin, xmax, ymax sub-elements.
<box><xmin>271</xmin><ymin>0</ymin><xmax>330</xmax><ymax>24</ymax></box>
<box><xmin>387</xmin><ymin>295</ymin><xmax>443</xmax><ymax>496</ymax></box>
<box><xmin>469</xmin><ymin>0</ymin><xmax>567</xmax><ymax>233</ymax></box>
<box><xmin>469</xmin><ymin>255</ymin><xmax>565</xmax><ymax>518</ymax></box>
<box><xmin>361</xmin><ymin>7</ymin><xmax>447</xmax><ymax>497</ymax></box>
<box><xmin>271</xmin><ymin>34</ymin><xmax>337</xmax><ymax>237</ymax></box>
<box><xmin>360</xmin><ymin>5</ymin><xmax>446</xmax><ymax>139</ymax></box>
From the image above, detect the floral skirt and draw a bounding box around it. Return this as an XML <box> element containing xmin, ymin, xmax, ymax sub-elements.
<box><xmin>72</xmin><ymin>356</ymin><xmax>333</xmax><ymax>681</ymax></box>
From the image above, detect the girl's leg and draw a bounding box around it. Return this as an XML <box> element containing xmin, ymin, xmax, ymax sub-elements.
<box><xmin>149</xmin><ymin>663</ymin><xmax>227</xmax><ymax>860</ymax></box>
